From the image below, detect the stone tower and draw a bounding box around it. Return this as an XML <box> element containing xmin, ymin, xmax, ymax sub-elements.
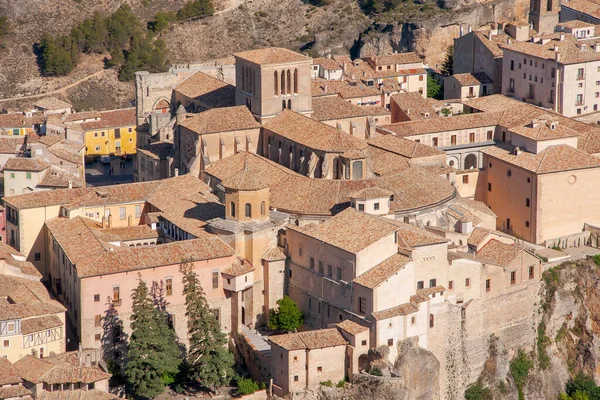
<box><xmin>221</xmin><ymin>159</ymin><xmax>270</xmax><ymax>223</ymax></box>
<box><xmin>234</xmin><ymin>47</ymin><xmax>313</xmax><ymax>122</ymax></box>
<box><xmin>529</xmin><ymin>0</ymin><xmax>559</xmax><ymax>35</ymax></box>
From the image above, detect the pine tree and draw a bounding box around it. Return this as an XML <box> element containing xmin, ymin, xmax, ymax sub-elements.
<box><xmin>440</xmin><ymin>45</ymin><xmax>454</xmax><ymax>76</ymax></box>
<box><xmin>125</xmin><ymin>276</ymin><xmax>181</xmax><ymax>399</ymax></box>
<box><xmin>180</xmin><ymin>260</ymin><xmax>233</xmax><ymax>391</ymax></box>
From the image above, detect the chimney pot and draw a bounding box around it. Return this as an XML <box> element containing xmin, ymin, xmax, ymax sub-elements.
<box><xmin>68</xmin><ymin>180</ymin><xmax>73</xmax><ymax>189</ymax></box>
<box><xmin>174</xmin><ymin>168</ymin><xmax>179</xmax><ymax>177</ymax></box>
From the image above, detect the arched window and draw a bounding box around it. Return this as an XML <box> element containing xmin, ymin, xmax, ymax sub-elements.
<box><xmin>231</xmin><ymin>202</ymin><xmax>236</xmax><ymax>217</ymax></box>
<box><xmin>287</xmin><ymin>99</ymin><xmax>291</xmax><ymax>109</ymax></box>
<box><xmin>261</xmin><ymin>201</ymin><xmax>266</xmax><ymax>216</ymax></box>
<box><xmin>287</xmin><ymin>70</ymin><xmax>291</xmax><ymax>94</ymax></box>
<box><xmin>282</xmin><ymin>100</ymin><xmax>286</xmax><ymax>110</ymax></box>
<box><xmin>281</xmin><ymin>71</ymin><xmax>286</xmax><ymax>95</ymax></box>
<box><xmin>294</xmin><ymin>69</ymin><xmax>298</xmax><ymax>93</ymax></box>
<box><xmin>352</xmin><ymin>160</ymin><xmax>363</xmax><ymax>180</ymax></box>
<box><xmin>245</xmin><ymin>203</ymin><xmax>252</xmax><ymax>218</ymax></box>
<box><xmin>274</xmin><ymin>71</ymin><xmax>278</xmax><ymax>95</ymax></box>
<box><xmin>429</xmin><ymin>314</ymin><xmax>434</xmax><ymax>328</ymax></box>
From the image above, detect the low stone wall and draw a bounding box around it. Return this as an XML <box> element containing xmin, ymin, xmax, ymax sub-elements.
<box><xmin>232</xmin><ymin>331</ymin><xmax>271</xmax><ymax>383</ymax></box>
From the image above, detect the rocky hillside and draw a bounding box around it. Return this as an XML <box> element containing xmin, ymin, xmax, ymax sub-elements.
<box><xmin>0</xmin><ymin>0</ymin><xmax>527</xmax><ymax>108</ymax></box>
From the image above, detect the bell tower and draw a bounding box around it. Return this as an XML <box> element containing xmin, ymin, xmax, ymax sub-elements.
<box><xmin>529</xmin><ymin>0</ymin><xmax>559</xmax><ymax>35</ymax></box>
<box><xmin>221</xmin><ymin>158</ymin><xmax>270</xmax><ymax>223</ymax></box>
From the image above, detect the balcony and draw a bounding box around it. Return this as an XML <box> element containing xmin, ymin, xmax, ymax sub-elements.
<box><xmin>577</xmin><ymin>74</ymin><xmax>585</xmax><ymax>81</ymax></box>
<box><xmin>576</xmin><ymin>100</ymin><xmax>584</xmax><ymax>106</ymax></box>
<box><xmin>506</xmin><ymin>87</ymin><xmax>515</xmax><ymax>94</ymax></box>
<box><xmin>112</xmin><ymin>299</ymin><xmax>122</xmax><ymax>307</ymax></box>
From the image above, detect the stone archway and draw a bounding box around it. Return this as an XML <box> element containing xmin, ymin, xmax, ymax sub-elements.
<box><xmin>358</xmin><ymin>354</ymin><xmax>369</xmax><ymax>372</ymax></box>
<box><xmin>153</xmin><ymin>98</ymin><xmax>171</xmax><ymax>114</ymax></box>
<box><xmin>464</xmin><ymin>153</ymin><xmax>478</xmax><ymax>170</ymax></box>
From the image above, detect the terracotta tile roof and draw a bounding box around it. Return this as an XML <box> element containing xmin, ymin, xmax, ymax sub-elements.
<box><xmin>205</xmin><ymin>152</ymin><xmax>455</xmax><ymax>216</ymax></box>
<box><xmin>384</xmin><ymin>219</ymin><xmax>448</xmax><ymax>247</ymax></box>
<box><xmin>0</xmin><ymin>274</ymin><xmax>62</xmax><ymax>307</ymax></box>
<box><xmin>311</xmin><ymin>79</ymin><xmax>381</xmax><ymax>99</ymax></box>
<box><xmin>417</xmin><ymin>286</ymin><xmax>445</xmax><ymax>296</ymax></box>
<box><xmin>45</xmin><ymin>216</ymin><xmax>233</xmax><ymax>277</ymax></box>
<box><xmin>362</xmin><ymin>145</ymin><xmax>411</xmax><ymax>176</ymax></box>
<box><xmin>482</xmin><ymin>144</ymin><xmax>600</xmax><ymax>174</ymax></box>
<box><xmin>137</xmin><ymin>141</ymin><xmax>175</xmax><ymax>160</ymax></box>
<box><xmin>4</xmin><ymin>179</ymin><xmax>162</xmax><ymax>210</ymax></box>
<box><xmin>336</xmin><ymin>319</ymin><xmax>369</xmax><ymax>335</ymax></box>
<box><xmin>288</xmin><ymin>207</ymin><xmax>400</xmax><ymax>253</ymax></box>
<box><xmin>353</xmin><ymin>253</ymin><xmax>410</xmax><ymax>289</ymax></box>
<box><xmin>466</xmin><ymin>227</ymin><xmax>513</xmax><ymax>247</ymax></box>
<box><xmin>0</xmin><ymin>113</ymin><xmax>44</xmax><ymax>129</ymax></box>
<box><xmin>39</xmin><ymin>389</ymin><xmax>118</xmax><ymax>400</ymax></box>
<box><xmin>221</xmin><ymin>160</ymin><xmax>269</xmax><ymax>191</ymax></box>
<box><xmin>269</xmin><ymin>328</ymin><xmax>347</xmax><ymax>350</ymax></box>
<box><xmin>223</xmin><ymin>258</ymin><xmax>254</xmax><ymax>277</ymax></box>
<box><xmin>313</xmin><ymin>57</ymin><xmax>342</xmax><ymax>70</ymax></box>
<box><xmin>348</xmin><ymin>187</ymin><xmax>393</xmax><ymax>200</ymax></box>
<box><xmin>38</xmin><ymin>168</ymin><xmax>83</xmax><ymax>189</ymax></box>
<box><xmin>262</xmin><ymin>246</ymin><xmax>286</xmax><ymax>261</ymax></box>
<box><xmin>367</xmin><ymin>134</ymin><xmax>445</xmax><ymax>158</ymax></box>
<box><xmin>379</xmin><ymin>112</ymin><xmax>500</xmax><ymax>137</ymax></box>
<box><xmin>0</xmin><ymin>385</ymin><xmax>31</xmax><ymax>399</ymax></box>
<box><xmin>21</xmin><ymin>314</ymin><xmax>63</xmax><ymax>335</ymax></box>
<box><xmin>175</xmin><ymin>72</ymin><xmax>236</xmax><ymax>108</ymax></box>
<box><xmin>390</xmin><ymin>92</ymin><xmax>441</xmax><ymax>121</ymax></box>
<box><xmin>557</xmin><ymin>20</ymin><xmax>595</xmax><ymax>29</ymax></box>
<box><xmin>0</xmin><ymin>137</ymin><xmax>25</xmax><ymax>154</ymax></box>
<box><xmin>560</xmin><ymin>0</ymin><xmax>600</xmax><ymax>20</ymax></box>
<box><xmin>445</xmin><ymin>204</ymin><xmax>481</xmax><ymax>225</ymax></box>
<box><xmin>34</xmin><ymin>135</ymin><xmax>63</xmax><ymax>147</ymax></box>
<box><xmin>370</xmin><ymin>52</ymin><xmax>423</xmax><ymax>66</ymax></box>
<box><xmin>474</xmin><ymin>239</ymin><xmax>525</xmax><ymax>267</ymax></box>
<box><xmin>0</xmin><ymin>357</ymin><xmax>21</xmax><ymax>385</ymax></box>
<box><xmin>180</xmin><ymin>106</ymin><xmax>260</xmax><ymax>135</ymax></box>
<box><xmin>447</xmin><ymin>250</ymin><xmax>476</xmax><ymax>261</ymax></box>
<box><xmin>234</xmin><ymin>47</ymin><xmax>310</xmax><ymax>65</ymax></box>
<box><xmin>472</xmin><ymin>31</ymin><xmax>505</xmax><ymax>57</ymax></box>
<box><xmin>34</xmin><ymin>97</ymin><xmax>72</xmax><ymax>110</ymax></box>
<box><xmin>312</xmin><ymin>97</ymin><xmax>372</xmax><ymax>121</ymax></box>
<box><xmin>64</xmin><ymin>111</ymin><xmax>100</xmax><ymax>123</ymax></box>
<box><xmin>452</xmin><ymin>72</ymin><xmax>493</xmax><ymax>86</ymax></box>
<box><xmin>80</xmin><ymin>108</ymin><xmax>136</xmax><ymax>131</ymax></box>
<box><xmin>361</xmin><ymin>105</ymin><xmax>390</xmax><ymax>116</ymax></box>
<box><xmin>263</xmin><ymin>109</ymin><xmax>368</xmax><ymax>153</ymax></box>
<box><xmin>372</xmin><ymin>301</ymin><xmax>418</xmax><ymax>320</ymax></box>
<box><xmin>0</xmin><ymin>302</ymin><xmax>66</xmax><ymax>321</ymax></box>
<box><xmin>500</xmin><ymin>34</ymin><xmax>600</xmax><ymax>64</ymax></box>
<box><xmin>2</xmin><ymin>157</ymin><xmax>50</xmax><ymax>172</ymax></box>
<box><xmin>510</xmin><ymin>118</ymin><xmax>579</xmax><ymax>141</ymax></box>
<box><xmin>15</xmin><ymin>353</ymin><xmax>110</xmax><ymax>385</ymax></box>
<box><xmin>96</xmin><ymin>225</ymin><xmax>159</xmax><ymax>242</ymax></box>
<box><xmin>410</xmin><ymin>293</ymin><xmax>430</xmax><ymax>303</ymax></box>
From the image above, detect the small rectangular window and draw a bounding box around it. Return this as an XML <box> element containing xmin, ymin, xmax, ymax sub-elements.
<box><xmin>34</xmin><ymin>252</ymin><xmax>41</xmax><ymax>261</ymax></box>
<box><xmin>318</xmin><ymin>260</ymin><xmax>323</xmax><ymax>274</ymax></box>
<box><xmin>462</xmin><ymin>175</ymin><xmax>469</xmax><ymax>184</ymax></box>
<box><xmin>417</xmin><ymin>281</ymin><xmax>424</xmax><ymax>289</ymax></box>
<box><xmin>294</xmin><ymin>376</ymin><xmax>299</xmax><ymax>382</ymax></box>
<box><xmin>359</xmin><ymin>297</ymin><xmax>366</xmax><ymax>314</ymax></box>
<box><xmin>526</xmin><ymin>198</ymin><xmax>530</xmax><ymax>207</ymax></box>
<box><xmin>358</xmin><ymin>203</ymin><xmax>365</xmax><ymax>211</ymax></box>
<box><xmin>388</xmin><ymin>338</ymin><xmax>393</xmax><ymax>347</ymax></box>
<box><xmin>374</xmin><ymin>202</ymin><xmax>380</xmax><ymax>210</ymax></box>
<box><xmin>310</xmin><ymin>257</ymin><xmax>315</xmax><ymax>270</ymax></box>
<box><xmin>361</xmin><ymin>340</ymin><xmax>367</xmax><ymax>346</ymax></box>
<box><xmin>26</xmin><ymin>172</ymin><xmax>31</xmax><ymax>180</ymax></box>
<box><xmin>465</xmin><ymin>278</ymin><xmax>470</xmax><ymax>287</ymax></box>
<box><xmin>212</xmin><ymin>271</ymin><xmax>219</xmax><ymax>289</ymax></box>
<box><xmin>486</xmin><ymin>279</ymin><xmax>491</xmax><ymax>292</ymax></box>
<box><xmin>94</xmin><ymin>294</ymin><xmax>100</xmax><ymax>302</ymax></box>
<box><xmin>449</xmin><ymin>280</ymin><xmax>454</xmax><ymax>290</ymax></box>
<box><xmin>95</xmin><ymin>334</ymin><xmax>101</xmax><ymax>341</ymax></box>
<box><xmin>166</xmin><ymin>278</ymin><xmax>173</xmax><ymax>296</ymax></box>
<box><xmin>119</xmin><ymin>207</ymin><xmax>126</xmax><ymax>220</ymax></box>
<box><xmin>327</xmin><ymin>264</ymin><xmax>332</xmax><ymax>277</ymax></box>
<box><xmin>429</xmin><ymin>279</ymin><xmax>436</xmax><ymax>287</ymax></box>
<box><xmin>2</xmin><ymin>339</ymin><xmax>8</xmax><ymax>348</ymax></box>
<box><xmin>510</xmin><ymin>271</ymin><xmax>516</xmax><ymax>285</ymax></box>
<box><xmin>488</xmin><ymin>183</ymin><xmax>492</xmax><ymax>192</ymax></box>
<box><xmin>526</xmin><ymin>221</ymin><xmax>530</xmax><ymax>227</ymax></box>
<box><xmin>135</xmin><ymin>205</ymin><xmax>142</xmax><ymax>217</ymax></box>
<box><xmin>94</xmin><ymin>314</ymin><xmax>102</xmax><ymax>327</ymax></box>
<box><xmin>529</xmin><ymin>266</ymin><xmax>535</xmax><ymax>279</ymax></box>
<box><xmin>336</xmin><ymin>267</ymin><xmax>342</xmax><ymax>280</ymax></box>
<box><xmin>317</xmin><ymin>366</ymin><xmax>323</xmax><ymax>372</ymax></box>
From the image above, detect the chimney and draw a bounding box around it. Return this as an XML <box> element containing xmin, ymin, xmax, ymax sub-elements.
<box><xmin>101</xmin><ymin>216</ymin><xmax>106</xmax><ymax>228</ymax></box>
<box><xmin>174</xmin><ymin>167</ymin><xmax>179</xmax><ymax>177</ymax></box>
<box><xmin>68</xmin><ymin>180</ymin><xmax>73</xmax><ymax>189</ymax></box>
<box><xmin>514</xmin><ymin>146</ymin><xmax>522</xmax><ymax>155</ymax></box>
<box><xmin>327</xmin><ymin>53</ymin><xmax>331</xmax><ymax>59</ymax></box>
<box><xmin>343</xmin><ymin>62</ymin><xmax>347</xmax><ymax>71</ymax></box>
<box><xmin>324</xmin><ymin>83</ymin><xmax>329</xmax><ymax>92</ymax></box>
<box><xmin>128</xmin><ymin>215</ymin><xmax>132</xmax><ymax>227</ymax></box>
<box><xmin>560</xmin><ymin>32</ymin><xmax>565</xmax><ymax>41</ymax></box>
<box><xmin>555</xmin><ymin>51</ymin><xmax>561</xmax><ymax>62</ymax></box>
<box><xmin>507</xmin><ymin>38</ymin><xmax>512</xmax><ymax>44</ymax></box>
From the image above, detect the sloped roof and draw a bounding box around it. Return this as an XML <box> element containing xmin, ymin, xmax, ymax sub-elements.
<box><xmin>263</xmin><ymin>110</ymin><xmax>368</xmax><ymax>153</ymax></box>
<box><xmin>3</xmin><ymin>157</ymin><xmax>50</xmax><ymax>172</ymax></box>
<box><xmin>221</xmin><ymin>159</ymin><xmax>269</xmax><ymax>191</ymax></box>
<box><xmin>14</xmin><ymin>353</ymin><xmax>110</xmax><ymax>385</ymax></box>
<box><xmin>79</xmin><ymin>108</ymin><xmax>136</xmax><ymax>130</ymax></box>
<box><xmin>348</xmin><ymin>187</ymin><xmax>393</xmax><ymax>200</ymax></box>
<box><xmin>263</xmin><ymin>246</ymin><xmax>286</xmax><ymax>261</ymax></box>
<box><xmin>312</xmin><ymin>97</ymin><xmax>372</xmax><ymax>121</ymax></box>
<box><xmin>34</xmin><ymin>97</ymin><xmax>72</xmax><ymax>110</ymax></box>
<box><xmin>337</xmin><ymin>320</ymin><xmax>369</xmax><ymax>335</ymax></box>
<box><xmin>367</xmin><ymin>134</ymin><xmax>445</xmax><ymax>158</ymax></box>
<box><xmin>353</xmin><ymin>253</ymin><xmax>411</xmax><ymax>289</ymax></box>
<box><xmin>452</xmin><ymin>72</ymin><xmax>493</xmax><ymax>86</ymax></box>
<box><xmin>234</xmin><ymin>47</ymin><xmax>310</xmax><ymax>65</ymax></box>
<box><xmin>137</xmin><ymin>141</ymin><xmax>175</xmax><ymax>160</ymax></box>
<box><xmin>180</xmin><ymin>106</ymin><xmax>260</xmax><ymax>135</ymax></box>
<box><xmin>222</xmin><ymin>259</ymin><xmax>254</xmax><ymax>277</ymax></box>
<box><xmin>0</xmin><ymin>357</ymin><xmax>21</xmax><ymax>386</ymax></box>
<box><xmin>269</xmin><ymin>328</ymin><xmax>347</xmax><ymax>350</ymax></box>
<box><xmin>174</xmin><ymin>72</ymin><xmax>236</xmax><ymax>108</ymax></box>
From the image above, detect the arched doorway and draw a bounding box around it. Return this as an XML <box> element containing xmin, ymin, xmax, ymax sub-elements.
<box><xmin>358</xmin><ymin>354</ymin><xmax>369</xmax><ymax>372</ymax></box>
<box><xmin>464</xmin><ymin>154</ymin><xmax>478</xmax><ymax>169</ymax></box>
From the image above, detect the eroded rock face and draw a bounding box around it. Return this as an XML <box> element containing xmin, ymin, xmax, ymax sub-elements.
<box><xmin>391</xmin><ymin>337</ymin><xmax>441</xmax><ymax>400</ymax></box>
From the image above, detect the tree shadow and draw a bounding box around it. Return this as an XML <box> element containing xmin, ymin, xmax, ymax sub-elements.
<box><xmin>101</xmin><ymin>299</ymin><xmax>129</xmax><ymax>392</ymax></box>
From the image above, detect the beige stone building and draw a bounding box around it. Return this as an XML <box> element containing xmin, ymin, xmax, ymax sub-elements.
<box><xmin>269</xmin><ymin>329</ymin><xmax>347</xmax><ymax>396</ymax></box>
<box><xmin>444</xmin><ymin>72</ymin><xmax>493</xmax><ymax>100</ymax></box>
<box><xmin>500</xmin><ymin>28</ymin><xmax>600</xmax><ymax>117</ymax></box>
<box><xmin>234</xmin><ymin>48</ymin><xmax>314</xmax><ymax>122</ymax></box>
<box><xmin>136</xmin><ymin>141</ymin><xmax>175</xmax><ymax>182</ymax></box>
<box><xmin>3</xmin><ymin>158</ymin><xmax>83</xmax><ymax>196</ymax></box>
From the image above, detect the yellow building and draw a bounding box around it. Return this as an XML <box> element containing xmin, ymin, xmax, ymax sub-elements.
<box><xmin>0</xmin><ymin>113</ymin><xmax>44</xmax><ymax>136</ymax></box>
<box><xmin>78</xmin><ymin>108</ymin><xmax>137</xmax><ymax>156</ymax></box>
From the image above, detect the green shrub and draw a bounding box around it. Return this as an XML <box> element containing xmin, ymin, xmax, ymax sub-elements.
<box><xmin>464</xmin><ymin>383</ymin><xmax>492</xmax><ymax>400</ymax></box>
<box><xmin>237</xmin><ymin>378</ymin><xmax>260</xmax><ymax>395</ymax></box>
<box><xmin>268</xmin><ymin>296</ymin><xmax>303</xmax><ymax>332</ymax></box>
<box><xmin>592</xmin><ymin>254</ymin><xmax>600</xmax><ymax>266</ymax></box>
<box><xmin>537</xmin><ymin>322</ymin><xmax>551</xmax><ymax>370</ymax></box>
<box><xmin>336</xmin><ymin>379</ymin><xmax>346</xmax><ymax>388</ymax></box>
<box><xmin>371</xmin><ymin>366</ymin><xmax>383</xmax><ymax>376</ymax></box>
<box><xmin>510</xmin><ymin>349</ymin><xmax>533</xmax><ymax>400</ymax></box>
<box><xmin>177</xmin><ymin>0</ymin><xmax>214</xmax><ymax>20</ymax></box>
<box><xmin>420</xmin><ymin>4</ymin><xmax>430</xmax><ymax>11</ymax></box>
<box><xmin>320</xmin><ymin>380</ymin><xmax>334</xmax><ymax>387</ymax></box>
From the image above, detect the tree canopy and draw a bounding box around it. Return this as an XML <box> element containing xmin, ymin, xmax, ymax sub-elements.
<box><xmin>268</xmin><ymin>295</ymin><xmax>303</xmax><ymax>332</ymax></box>
<box><xmin>440</xmin><ymin>45</ymin><xmax>454</xmax><ymax>76</ymax></box>
<box><xmin>180</xmin><ymin>260</ymin><xmax>234</xmax><ymax>391</ymax></box>
<box><xmin>125</xmin><ymin>277</ymin><xmax>181</xmax><ymax>399</ymax></box>
<box><xmin>427</xmin><ymin>73</ymin><xmax>443</xmax><ymax>100</ymax></box>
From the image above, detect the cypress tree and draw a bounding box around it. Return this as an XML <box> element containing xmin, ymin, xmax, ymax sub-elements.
<box><xmin>440</xmin><ymin>45</ymin><xmax>454</xmax><ymax>76</ymax></box>
<box><xmin>125</xmin><ymin>276</ymin><xmax>181</xmax><ymax>399</ymax></box>
<box><xmin>180</xmin><ymin>260</ymin><xmax>233</xmax><ymax>391</ymax></box>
